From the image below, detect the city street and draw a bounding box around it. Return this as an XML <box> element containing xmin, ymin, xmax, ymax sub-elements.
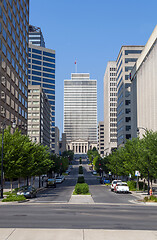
<box><xmin>0</xmin><ymin>159</ymin><xmax>157</xmax><ymax>235</ymax></box>
<box><xmin>29</xmin><ymin>159</ymin><xmax>137</xmax><ymax>204</ymax></box>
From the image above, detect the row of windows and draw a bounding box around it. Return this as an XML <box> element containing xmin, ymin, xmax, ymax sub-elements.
<box><xmin>110</xmin><ymin>77</ymin><xmax>116</xmax><ymax>82</ymax></box>
<box><xmin>110</xmin><ymin>98</ymin><xmax>117</xmax><ymax>102</ymax></box>
<box><xmin>29</xmin><ymin>48</ymin><xmax>55</xmax><ymax>58</ymax></box>
<box><xmin>1</xmin><ymin>58</ymin><xmax>28</xmax><ymax>92</ymax></box>
<box><xmin>110</xmin><ymin>87</ymin><xmax>117</xmax><ymax>92</ymax></box>
<box><xmin>30</xmin><ymin>70</ymin><xmax>55</xmax><ymax>79</ymax></box>
<box><xmin>29</xmin><ymin>64</ymin><xmax>55</xmax><ymax>73</ymax></box>
<box><xmin>110</xmin><ymin>103</ymin><xmax>116</xmax><ymax>107</ymax></box>
<box><xmin>2</xmin><ymin>9</ymin><xmax>28</xmax><ymax>52</ymax></box>
<box><xmin>110</xmin><ymin>67</ymin><xmax>116</xmax><ymax>71</ymax></box>
<box><xmin>125</xmin><ymin>58</ymin><xmax>137</xmax><ymax>63</ymax></box>
<box><xmin>29</xmin><ymin>59</ymin><xmax>55</xmax><ymax>68</ymax></box>
<box><xmin>125</xmin><ymin>50</ymin><xmax>142</xmax><ymax>55</ymax></box>
<box><xmin>110</xmin><ymin>82</ymin><xmax>116</xmax><ymax>86</ymax></box>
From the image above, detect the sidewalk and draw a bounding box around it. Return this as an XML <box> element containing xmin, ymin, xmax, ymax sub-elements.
<box><xmin>3</xmin><ymin>176</ymin><xmax>46</xmax><ymax>193</ymax></box>
<box><xmin>1</xmin><ymin>229</ymin><xmax>157</xmax><ymax>240</ymax></box>
<box><xmin>69</xmin><ymin>195</ymin><xmax>94</xmax><ymax>203</ymax></box>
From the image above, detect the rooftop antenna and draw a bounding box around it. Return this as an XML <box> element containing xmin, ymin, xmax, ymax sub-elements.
<box><xmin>75</xmin><ymin>59</ymin><xmax>77</xmax><ymax>73</ymax></box>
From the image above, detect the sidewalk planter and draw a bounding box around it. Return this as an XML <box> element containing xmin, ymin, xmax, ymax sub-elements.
<box><xmin>77</xmin><ymin>176</ymin><xmax>85</xmax><ymax>183</ymax></box>
<box><xmin>2</xmin><ymin>194</ymin><xmax>26</xmax><ymax>202</ymax></box>
<box><xmin>74</xmin><ymin>183</ymin><xmax>89</xmax><ymax>195</ymax></box>
<box><xmin>79</xmin><ymin>166</ymin><xmax>83</xmax><ymax>174</ymax></box>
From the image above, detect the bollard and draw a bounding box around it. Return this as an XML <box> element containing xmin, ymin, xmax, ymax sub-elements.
<box><xmin>150</xmin><ymin>188</ymin><xmax>152</xmax><ymax>196</ymax></box>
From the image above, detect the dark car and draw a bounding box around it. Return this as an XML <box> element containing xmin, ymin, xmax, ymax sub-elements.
<box><xmin>46</xmin><ymin>178</ymin><xmax>56</xmax><ymax>188</ymax></box>
<box><xmin>100</xmin><ymin>177</ymin><xmax>111</xmax><ymax>184</ymax></box>
<box><xmin>17</xmin><ymin>186</ymin><xmax>37</xmax><ymax>198</ymax></box>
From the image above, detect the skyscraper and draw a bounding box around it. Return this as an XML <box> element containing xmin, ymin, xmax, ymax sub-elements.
<box><xmin>29</xmin><ymin>25</ymin><xmax>45</xmax><ymax>47</ymax></box>
<box><xmin>28</xmin><ymin>43</ymin><xmax>55</xmax><ymax>152</ymax></box>
<box><xmin>0</xmin><ymin>0</ymin><xmax>29</xmax><ymax>134</ymax></box>
<box><xmin>64</xmin><ymin>73</ymin><xmax>97</xmax><ymax>154</ymax></box>
<box><xmin>116</xmin><ymin>46</ymin><xmax>144</xmax><ymax>146</ymax></box>
<box><xmin>28</xmin><ymin>85</ymin><xmax>51</xmax><ymax>147</ymax></box>
<box><xmin>104</xmin><ymin>62</ymin><xmax>117</xmax><ymax>155</ymax></box>
<box><xmin>97</xmin><ymin>121</ymin><xmax>104</xmax><ymax>157</ymax></box>
<box><xmin>131</xmin><ymin>26</ymin><xmax>157</xmax><ymax>139</ymax></box>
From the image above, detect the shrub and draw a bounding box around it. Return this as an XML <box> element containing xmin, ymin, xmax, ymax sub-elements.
<box><xmin>2</xmin><ymin>194</ymin><xmax>26</xmax><ymax>202</ymax></box>
<box><xmin>149</xmin><ymin>195</ymin><xmax>157</xmax><ymax>202</ymax></box>
<box><xmin>127</xmin><ymin>181</ymin><xmax>147</xmax><ymax>191</ymax></box>
<box><xmin>77</xmin><ymin>176</ymin><xmax>85</xmax><ymax>183</ymax></box>
<box><xmin>74</xmin><ymin>183</ymin><xmax>89</xmax><ymax>194</ymax></box>
<box><xmin>79</xmin><ymin>166</ymin><xmax>83</xmax><ymax>174</ymax></box>
<box><xmin>143</xmin><ymin>195</ymin><xmax>157</xmax><ymax>202</ymax></box>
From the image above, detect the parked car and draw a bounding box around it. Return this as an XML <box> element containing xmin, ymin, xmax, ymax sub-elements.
<box><xmin>65</xmin><ymin>169</ymin><xmax>71</xmax><ymax>174</ymax></box>
<box><xmin>114</xmin><ymin>182</ymin><xmax>129</xmax><ymax>193</ymax></box>
<box><xmin>17</xmin><ymin>186</ymin><xmax>37</xmax><ymax>198</ymax></box>
<box><xmin>100</xmin><ymin>177</ymin><xmax>111</xmax><ymax>184</ymax></box>
<box><xmin>92</xmin><ymin>170</ymin><xmax>97</xmax><ymax>175</ymax></box>
<box><xmin>46</xmin><ymin>178</ymin><xmax>56</xmax><ymax>188</ymax></box>
<box><xmin>56</xmin><ymin>176</ymin><xmax>65</xmax><ymax>183</ymax></box>
<box><xmin>111</xmin><ymin>180</ymin><xmax>122</xmax><ymax>191</ymax></box>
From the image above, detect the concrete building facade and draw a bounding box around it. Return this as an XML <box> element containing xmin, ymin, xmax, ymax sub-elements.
<box><xmin>28</xmin><ymin>43</ymin><xmax>55</xmax><ymax>152</ymax></box>
<box><xmin>64</xmin><ymin>73</ymin><xmax>97</xmax><ymax>154</ymax></box>
<box><xmin>55</xmin><ymin>126</ymin><xmax>59</xmax><ymax>155</ymax></box>
<box><xmin>116</xmin><ymin>46</ymin><xmax>144</xmax><ymax>146</ymax></box>
<box><xmin>97</xmin><ymin>121</ymin><xmax>104</xmax><ymax>157</ymax></box>
<box><xmin>28</xmin><ymin>85</ymin><xmax>51</xmax><ymax>148</ymax></box>
<box><xmin>104</xmin><ymin>62</ymin><xmax>117</xmax><ymax>155</ymax></box>
<box><xmin>131</xmin><ymin>26</ymin><xmax>157</xmax><ymax>138</ymax></box>
<box><xmin>0</xmin><ymin>0</ymin><xmax>29</xmax><ymax>133</ymax></box>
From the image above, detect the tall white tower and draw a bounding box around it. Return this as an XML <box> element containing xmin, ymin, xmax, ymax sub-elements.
<box><xmin>64</xmin><ymin>73</ymin><xmax>97</xmax><ymax>154</ymax></box>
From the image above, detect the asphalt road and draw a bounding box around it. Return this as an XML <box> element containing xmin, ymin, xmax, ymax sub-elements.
<box><xmin>31</xmin><ymin>159</ymin><xmax>137</xmax><ymax>204</ymax></box>
<box><xmin>0</xmin><ymin>159</ymin><xmax>157</xmax><ymax>230</ymax></box>
<box><xmin>0</xmin><ymin>204</ymin><xmax>157</xmax><ymax>230</ymax></box>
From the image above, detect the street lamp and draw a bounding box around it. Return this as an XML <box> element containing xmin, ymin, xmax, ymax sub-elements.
<box><xmin>137</xmin><ymin>127</ymin><xmax>150</xmax><ymax>195</ymax></box>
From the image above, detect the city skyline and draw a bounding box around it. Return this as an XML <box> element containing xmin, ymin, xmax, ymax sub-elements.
<box><xmin>29</xmin><ymin>0</ymin><xmax>157</xmax><ymax>134</ymax></box>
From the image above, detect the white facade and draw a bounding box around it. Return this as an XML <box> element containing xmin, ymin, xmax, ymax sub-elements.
<box><xmin>28</xmin><ymin>85</ymin><xmax>51</xmax><ymax>148</ymax></box>
<box><xmin>104</xmin><ymin>62</ymin><xmax>117</xmax><ymax>155</ymax></box>
<box><xmin>64</xmin><ymin>73</ymin><xmax>97</xmax><ymax>154</ymax></box>
<box><xmin>55</xmin><ymin>127</ymin><xmax>60</xmax><ymax>155</ymax></box>
<box><xmin>116</xmin><ymin>46</ymin><xmax>144</xmax><ymax>146</ymax></box>
<box><xmin>131</xmin><ymin>26</ymin><xmax>157</xmax><ymax>138</ymax></box>
<box><xmin>97</xmin><ymin>121</ymin><xmax>104</xmax><ymax>157</ymax></box>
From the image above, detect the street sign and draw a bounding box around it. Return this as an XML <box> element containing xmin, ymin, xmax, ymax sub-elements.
<box><xmin>135</xmin><ymin>171</ymin><xmax>140</xmax><ymax>177</ymax></box>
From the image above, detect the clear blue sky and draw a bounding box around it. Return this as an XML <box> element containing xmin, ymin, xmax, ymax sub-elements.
<box><xmin>30</xmin><ymin>0</ymin><xmax>156</xmax><ymax>135</ymax></box>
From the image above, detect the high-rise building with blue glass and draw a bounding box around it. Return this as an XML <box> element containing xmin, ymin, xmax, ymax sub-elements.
<box><xmin>28</xmin><ymin>31</ymin><xmax>55</xmax><ymax>152</ymax></box>
<box><xmin>0</xmin><ymin>0</ymin><xmax>29</xmax><ymax>134</ymax></box>
<box><xmin>29</xmin><ymin>25</ymin><xmax>45</xmax><ymax>47</ymax></box>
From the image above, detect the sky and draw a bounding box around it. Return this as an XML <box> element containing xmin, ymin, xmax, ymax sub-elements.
<box><xmin>30</xmin><ymin>0</ymin><xmax>157</xmax><ymax>135</ymax></box>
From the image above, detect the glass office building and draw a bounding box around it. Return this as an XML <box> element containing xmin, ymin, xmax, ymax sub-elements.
<box><xmin>29</xmin><ymin>25</ymin><xmax>45</xmax><ymax>48</ymax></box>
<box><xmin>0</xmin><ymin>0</ymin><xmax>29</xmax><ymax>134</ymax></box>
<box><xmin>28</xmin><ymin>44</ymin><xmax>55</xmax><ymax>152</ymax></box>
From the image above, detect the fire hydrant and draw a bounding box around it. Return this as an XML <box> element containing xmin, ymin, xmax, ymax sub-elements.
<box><xmin>150</xmin><ymin>188</ymin><xmax>152</xmax><ymax>196</ymax></box>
